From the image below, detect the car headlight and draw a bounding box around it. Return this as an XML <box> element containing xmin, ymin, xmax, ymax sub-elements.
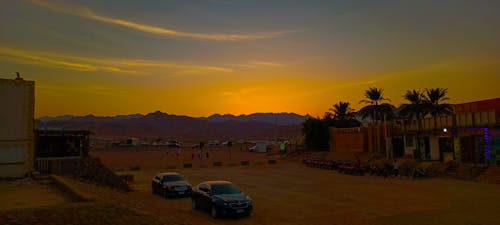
<box><xmin>218</xmin><ymin>201</ymin><xmax>228</xmax><ymax>206</ymax></box>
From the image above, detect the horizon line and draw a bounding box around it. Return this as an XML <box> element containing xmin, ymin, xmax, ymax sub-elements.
<box><xmin>36</xmin><ymin>111</ymin><xmax>311</xmax><ymax>119</ymax></box>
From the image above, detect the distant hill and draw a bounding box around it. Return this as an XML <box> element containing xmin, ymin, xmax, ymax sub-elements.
<box><xmin>204</xmin><ymin>112</ymin><xmax>308</xmax><ymax>126</ymax></box>
<box><xmin>35</xmin><ymin>111</ymin><xmax>307</xmax><ymax>140</ymax></box>
<box><xmin>38</xmin><ymin>113</ymin><xmax>143</xmax><ymax>122</ymax></box>
<box><xmin>38</xmin><ymin>115</ymin><xmax>75</xmax><ymax>122</ymax></box>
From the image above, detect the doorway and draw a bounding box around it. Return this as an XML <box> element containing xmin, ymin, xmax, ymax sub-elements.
<box><xmin>392</xmin><ymin>136</ymin><xmax>405</xmax><ymax>158</ymax></box>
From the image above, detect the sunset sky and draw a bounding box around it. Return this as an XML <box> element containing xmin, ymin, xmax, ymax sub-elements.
<box><xmin>1</xmin><ymin>0</ymin><xmax>499</xmax><ymax>118</ymax></box>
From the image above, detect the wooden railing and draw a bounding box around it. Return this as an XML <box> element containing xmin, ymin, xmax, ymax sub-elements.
<box><xmin>34</xmin><ymin>157</ymin><xmax>82</xmax><ymax>175</ymax></box>
<box><xmin>400</xmin><ymin>110</ymin><xmax>497</xmax><ymax>132</ymax></box>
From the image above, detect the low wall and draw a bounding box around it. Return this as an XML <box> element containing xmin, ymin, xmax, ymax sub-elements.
<box><xmin>165</xmin><ymin>160</ymin><xmax>277</xmax><ymax>169</ymax></box>
<box><xmin>330</xmin><ymin>127</ymin><xmax>367</xmax><ymax>152</ymax></box>
<box><xmin>76</xmin><ymin>158</ymin><xmax>132</xmax><ymax>192</ymax></box>
<box><xmin>35</xmin><ymin>157</ymin><xmax>131</xmax><ymax>192</ymax></box>
<box><xmin>51</xmin><ymin>175</ymin><xmax>92</xmax><ymax>202</ymax></box>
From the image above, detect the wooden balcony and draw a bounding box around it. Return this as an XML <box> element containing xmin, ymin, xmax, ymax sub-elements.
<box><xmin>399</xmin><ymin>110</ymin><xmax>498</xmax><ymax>132</ymax></box>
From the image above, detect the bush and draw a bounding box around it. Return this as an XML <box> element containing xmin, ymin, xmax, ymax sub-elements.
<box><xmin>302</xmin><ymin>117</ymin><xmax>330</xmax><ymax>150</ymax></box>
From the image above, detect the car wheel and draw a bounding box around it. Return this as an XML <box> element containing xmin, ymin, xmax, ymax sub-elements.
<box><xmin>152</xmin><ymin>187</ymin><xmax>156</xmax><ymax>195</ymax></box>
<box><xmin>192</xmin><ymin>199</ymin><xmax>199</xmax><ymax>210</ymax></box>
<box><xmin>163</xmin><ymin>189</ymin><xmax>169</xmax><ymax>198</ymax></box>
<box><xmin>211</xmin><ymin>206</ymin><xmax>218</xmax><ymax>219</ymax></box>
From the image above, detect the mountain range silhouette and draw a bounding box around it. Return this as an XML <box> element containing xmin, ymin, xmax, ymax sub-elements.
<box><xmin>36</xmin><ymin>111</ymin><xmax>308</xmax><ymax>140</ymax></box>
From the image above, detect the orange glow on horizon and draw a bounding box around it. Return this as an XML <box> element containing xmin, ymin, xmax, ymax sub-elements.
<box><xmin>0</xmin><ymin>1</ymin><xmax>498</xmax><ymax>118</ymax></box>
<box><xmin>31</xmin><ymin>57</ymin><xmax>500</xmax><ymax>118</ymax></box>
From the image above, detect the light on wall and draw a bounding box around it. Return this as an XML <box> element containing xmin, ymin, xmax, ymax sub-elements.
<box><xmin>482</xmin><ymin>128</ymin><xmax>490</xmax><ymax>161</ymax></box>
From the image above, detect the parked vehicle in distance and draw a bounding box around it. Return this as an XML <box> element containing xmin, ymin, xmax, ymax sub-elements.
<box><xmin>151</xmin><ymin>172</ymin><xmax>192</xmax><ymax>198</ymax></box>
<box><xmin>191</xmin><ymin>143</ymin><xmax>201</xmax><ymax>149</ymax></box>
<box><xmin>249</xmin><ymin>141</ymin><xmax>271</xmax><ymax>152</ymax></box>
<box><xmin>208</xmin><ymin>140</ymin><xmax>220</xmax><ymax>146</ymax></box>
<box><xmin>167</xmin><ymin>143</ymin><xmax>181</xmax><ymax>148</ymax></box>
<box><xmin>191</xmin><ymin>181</ymin><xmax>253</xmax><ymax>218</ymax></box>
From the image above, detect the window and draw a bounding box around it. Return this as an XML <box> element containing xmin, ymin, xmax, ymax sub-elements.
<box><xmin>211</xmin><ymin>184</ymin><xmax>241</xmax><ymax>195</ymax></box>
<box><xmin>199</xmin><ymin>184</ymin><xmax>210</xmax><ymax>192</ymax></box>
<box><xmin>162</xmin><ymin>175</ymin><xmax>184</xmax><ymax>182</ymax></box>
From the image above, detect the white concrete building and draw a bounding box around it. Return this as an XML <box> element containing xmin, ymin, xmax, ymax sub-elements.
<box><xmin>0</xmin><ymin>77</ymin><xmax>35</xmax><ymax>177</ymax></box>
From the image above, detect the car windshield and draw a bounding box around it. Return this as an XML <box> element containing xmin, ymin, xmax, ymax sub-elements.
<box><xmin>211</xmin><ymin>184</ymin><xmax>241</xmax><ymax>195</ymax></box>
<box><xmin>162</xmin><ymin>175</ymin><xmax>184</xmax><ymax>182</ymax></box>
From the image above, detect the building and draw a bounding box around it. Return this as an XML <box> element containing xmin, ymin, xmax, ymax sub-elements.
<box><xmin>396</xmin><ymin>98</ymin><xmax>499</xmax><ymax>165</ymax></box>
<box><xmin>34</xmin><ymin>129</ymin><xmax>91</xmax><ymax>175</ymax></box>
<box><xmin>329</xmin><ymin>98</ymin><xmax>500</xmax><ymax>165</ymax></box>
<box><xmin>35</xmin><ymin>130</ymin><xmax>91</xmax><ymax>158</ymax></box>
<box><xmin>0</xmin><ymin>77</ymin><xmax>35</xmax><ymax>177</ymax></box>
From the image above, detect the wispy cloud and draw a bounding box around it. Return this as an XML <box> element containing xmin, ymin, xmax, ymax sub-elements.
<box><xmin>221</xmin><ymin>88</ymin><xmax>263</xmax><ymax>97</ymax></box>
<box><xmin>251</xmin><ymin>61</ymin><xmax>285</xmax><ymax>67</ymax></box>
<box><xmin>0</xmin><ymin>46</ymin><xmax>232</xmax><ymax>75</ymax></box>
<box><xmin>37</xmin><ymin>84</ymin><xmax>126</xmax><ymax>97</ymax></box>
<box><xmin>0</xmin><ymin>46</ymin><xmax>102</xmax><ymax>72</ymax></box>
<box><xmin>333</xmin><ymin>80</ymin><xmax>378</xmax><ymax>88</ymax></box>
<box><xmin>301</xmin><ymin>79</ymin><xmax>379</xmax><ymax>97</ymax></box>
<box><xmin>233</xmin><ymin>60</ymin><xmax>285</xmax><ymax>68</ymax></box>
<box><xmin>31</xmin><ymin>0</ymin><xmax>291</xmax><ymax>41</ymax></box>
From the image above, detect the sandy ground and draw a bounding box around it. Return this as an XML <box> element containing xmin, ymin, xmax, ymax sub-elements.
<box><xmin>88</xmin><ymin>149</ymin><xmax>500</xmax><ymax>225</ymax></box>
<box><xmin>0</xmin><ymin>180</ymin><xmax>68</xmax><ymax>210</ymax></box>
<box><xmin>0</xmin><ymin>201</ymin><xmax>164</xmax><ymax>225</ymax></box>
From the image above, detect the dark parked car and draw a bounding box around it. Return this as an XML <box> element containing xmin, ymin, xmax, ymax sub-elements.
<box><xmin>151</xmin><ymin>172</ymin><xmax>192</xmax><ymax>198</ymax></box>
<box><xmin>191</xmin><ymin>181</ymin><xmax>253</xmax><ymax>218</ymax></box>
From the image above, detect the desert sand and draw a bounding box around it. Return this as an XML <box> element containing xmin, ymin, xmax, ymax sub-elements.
<box><xmin>86</xmin><ymin>149</ymin><xmax>500</xmax><ymax>225</ymax></box>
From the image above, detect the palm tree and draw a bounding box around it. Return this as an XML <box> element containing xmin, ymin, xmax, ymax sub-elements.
<box><xmin>329</xmin><ymin>101</ymin><xmax>354</xmax><ymax>121</ymax></box>
<box><xmin>360</xmin><ymin>87</ymin><xmax>390</xmax><ymax>106</ymax></box>
<box><xmin>359</xmin><ymin>87</ymin><xmax>395</xmax><ymax>122</ymax></box>
<box><xmin>399</xmin><ymin>90</ymin><xmax>427</xmax><ymax>120</ymax></box>
<box><xmin>329</xmin><ymin>101</ymin><xmax>361</xmax><ymax>128</ymax></box>
<box><xmin>358</xmin><ymin>87</ymin><xmax>395</xmax><ymax>157</ymax></box>
<box><xmin>399</xmin><ymin>89</ymin><xmax>427</xmax><ymax>159</ymax></box>
<box><xmin>399</xmin><ymin>88</ymin><xmax>453</xmax><ymax>159</ymax></box>
<box><xmin>425</xmin><ymin>88</ymin><xmax>454</xmax><ymax>117</ymax></box>
<box><xmin>424</xmin><ymin>88</ymin><xmax>454</xmax><ymax>131</ymax></box>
